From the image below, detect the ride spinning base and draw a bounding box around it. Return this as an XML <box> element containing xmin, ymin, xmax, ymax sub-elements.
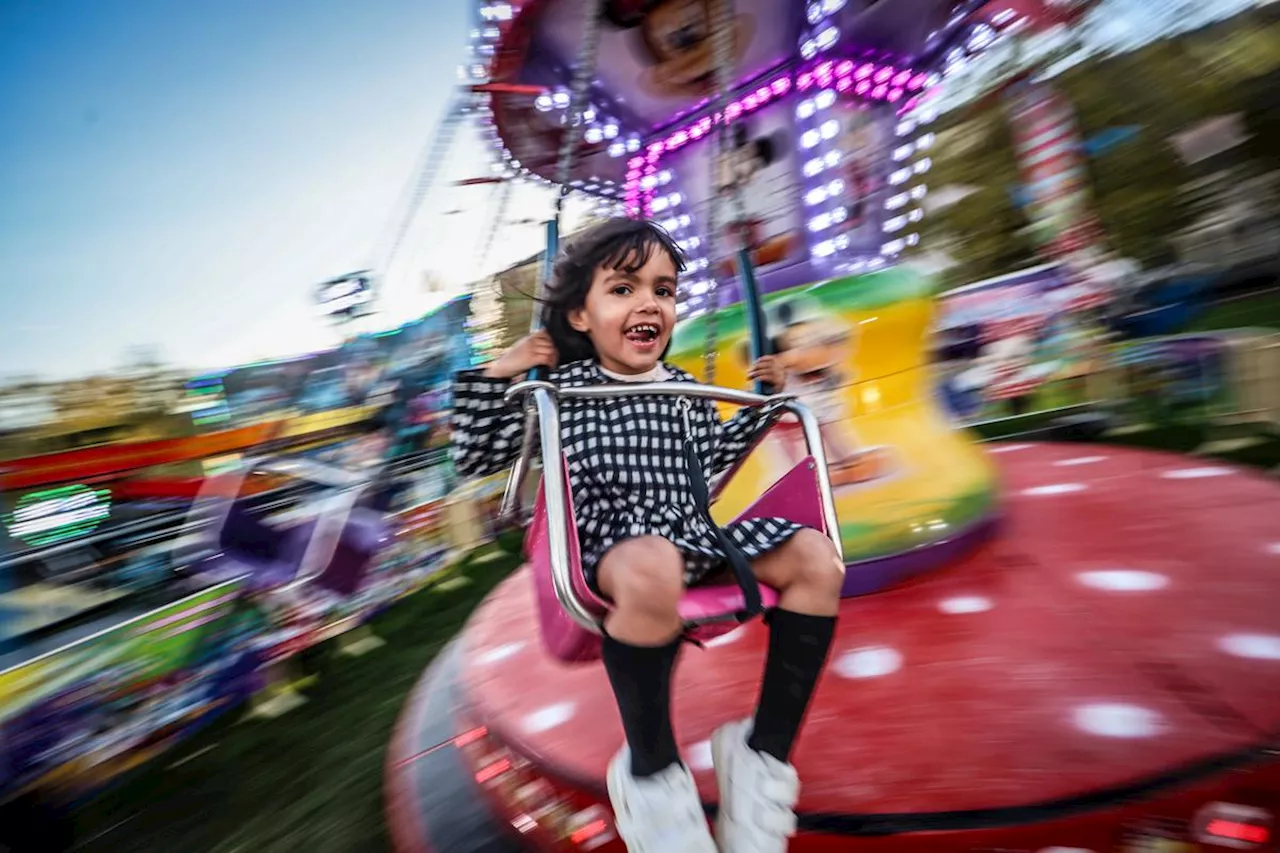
<box><xmin>387</xmin><ymin>443</ymin><xmax>1280</xmax><ymax>852</ymax></box>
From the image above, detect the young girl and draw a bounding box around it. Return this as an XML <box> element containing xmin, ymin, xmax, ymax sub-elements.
<box><xmin>451</xmin><ymin>218</ymin><xmax>844</xmax><ymax>853</ymax></box>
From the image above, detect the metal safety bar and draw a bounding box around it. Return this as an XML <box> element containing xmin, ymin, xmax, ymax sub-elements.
<box><xmin>504</xmin><ymin>379</ymin><xmax>843</xmax><ymax>634</ymax></box>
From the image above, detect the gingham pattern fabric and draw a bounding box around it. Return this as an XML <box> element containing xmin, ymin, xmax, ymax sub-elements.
<box><xmin>452</xmin><ymin>360</ymin><xmax>804</xmax><ymax>584</ymax></box>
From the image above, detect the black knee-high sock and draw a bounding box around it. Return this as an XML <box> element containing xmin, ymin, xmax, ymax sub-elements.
<box><xmin>747</xmin><ymin>608</ymin><xmax>837</xmax><ymax>763</ymax></box>
<box><xmin>601</xmin><ymin>632</ymin><xmax>683</xmax><ymax>777</ymax></box>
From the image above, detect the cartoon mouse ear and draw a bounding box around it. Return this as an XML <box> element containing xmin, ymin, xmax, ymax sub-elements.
<box><xmin>604</xmin><ymin>0</ymin><xmax>661</xmax><ymax>28</ymax></box>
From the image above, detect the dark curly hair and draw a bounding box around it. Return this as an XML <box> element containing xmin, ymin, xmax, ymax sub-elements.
<box><xmin>539</xmin><ymin>217</ymin><xmax>687</xmax><ymax>365</ymax></box>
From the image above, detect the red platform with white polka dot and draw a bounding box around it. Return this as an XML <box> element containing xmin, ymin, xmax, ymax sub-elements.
<box><xmin>385</xmin><ymin>443</ymin><xmax>1280</xmax><ymax>853</ymax></box>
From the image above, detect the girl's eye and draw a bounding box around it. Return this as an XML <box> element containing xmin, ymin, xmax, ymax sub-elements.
<box><xmin>611</xmin><ymin>284</ymin><xmax>632</xmax><ymax>296</ymax></box>
<box><xmin>656</xmin><ymin>286</ymin><xmax>674</xmax><ymax>298</ymax></box>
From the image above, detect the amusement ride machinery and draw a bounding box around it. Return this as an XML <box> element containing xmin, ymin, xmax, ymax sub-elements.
<box><xmin>383</xmin><ymin>1</ymin><xmax>1280</xmax><ymax>852</ymax></box>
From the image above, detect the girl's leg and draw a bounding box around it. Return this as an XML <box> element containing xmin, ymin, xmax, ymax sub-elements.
<box><xmin>597</xmin><ymin>537</ymin><xmax>685</xmax><ymax>777</ymax></box>
<box><xmin>596</xmin><ymin>537</ymin><xmax>715</xmax><ymax>853</ymax></box>
<box><xmin>713</xmin><ymin>528</ymin><xmax>843</xmax><ymax>853</ymax></box>
<box><xmin>747</xmin><ymin>529</ymin><xmax>842</xmax><ymax>757</ymax></box>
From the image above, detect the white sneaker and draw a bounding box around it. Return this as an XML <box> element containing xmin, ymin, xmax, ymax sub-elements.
<box><xmin>606</xmin><ymin>747</ymin><xmax>717</xmax><ymax>853</ymax></box>
<box><xmin>711</xmin><ymin>719</ymin><xmax>800</xmax><ymax>853</ymax></box>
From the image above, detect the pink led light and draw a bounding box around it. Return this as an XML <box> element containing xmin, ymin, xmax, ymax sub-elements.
<box><xmin>836</xmin><ymin>60</ymin><xmax>854</xmax><ymax>77</ymax></box>
<box><xmin>817</xmin><ymin>60</ymin><xmax>833</xmax><ymax>77</ymax></box>
<box><xmin>628</xmin><ymin>157</ymin><xmax>644</xmax><ymax>169</ymax></box>
<box><xmin>637</xmin><ymin>72</ymin><xmax>791</xmax><ymax>165</ymax></box>
<box><xmin>836</xmin><ymin>76</ymin><xmax>853</xmax><ymax>92</ymax></box>
<box><xmin>887</xmin><ymin>87</ymin><xmax>904</xmax><ymax>103</ymax></box>
<box><xmin>874</xmin><ymin>67</ymin><xmax>893</xmax><ymax>84</ymax></box>
<box><xmin>893</xmin><ymin>69</ymin><xmax>912</xmax><ymax>87</ymax></box>
<box><xmin>909</xmin><ymin>72</ymin><xmax>929</xmax><ymax>90</ymax></box>
<box><xmin>854</xmin><ymin>63</ymin><xmax>874</xmax><ymax>80</ymax></box>
<box><xmin>855</xmin><ymin>79</ymin><xmax>872</xmax><ymax>95</ymax></box>
<box><xmin>903</xmin><ymin>95</ymin><xmax>921</xmax><ymax>112</ymax></box>
<box><xmin>872</xmin><ymin>83</ymin><xmax>888</xmax><ymax>99</ymax></box>
<box><xmin>797</xmin><ymin>72</ymin><xmax>814</xmax><ymax>90</ymax></box>
<box><xmin>626</xmin><ymin>169</ymin><xmax>641</xmax><ymax>181</ymax></box>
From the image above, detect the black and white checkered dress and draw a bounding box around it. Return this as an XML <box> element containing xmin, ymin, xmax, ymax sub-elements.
<box><xmin>451</xmin><ymin>360</ymin><xmax>804</xmax><ymax>586</ymax></box>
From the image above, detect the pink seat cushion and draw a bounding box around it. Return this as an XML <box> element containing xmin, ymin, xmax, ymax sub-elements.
<box><xmin>529</xmin><ymin>455</ymin><xmax>828</xmax><ymax>662</ymax></box>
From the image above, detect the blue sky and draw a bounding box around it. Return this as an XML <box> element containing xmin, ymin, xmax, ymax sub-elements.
<box><xmin>0</xmin><ymin>0</ymin><xmax>482</xmax><ymax>380</ymax></box>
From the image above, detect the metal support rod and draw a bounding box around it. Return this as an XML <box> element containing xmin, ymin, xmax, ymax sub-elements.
<box><xmin>499</xmin><ymin>219</ymin><xmax>561</xmax><ymax>520</ymax></box>
<box><xmin>737</xmin><ymin>246</ymin><xmax>772</xmax><ymax>394</ymax></box>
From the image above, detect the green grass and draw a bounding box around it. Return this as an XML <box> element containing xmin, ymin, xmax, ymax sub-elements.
<box><xmin>72</xmin><ymin>547</ymin><xmax>520</xmax><ymax>853</ymax></box>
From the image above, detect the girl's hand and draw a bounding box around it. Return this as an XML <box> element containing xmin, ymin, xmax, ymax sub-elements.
<box><xmin>483</xmin><ymin>330</ymin><xmax>559</xmax><ymax>379</ymax></box>
<box><xmin>747</xmin><ymin>354</ymin><xmax>787</xmax><ymax>392</ymax></box>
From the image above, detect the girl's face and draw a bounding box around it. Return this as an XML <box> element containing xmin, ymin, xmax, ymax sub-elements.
<box><xmin>569</xmin><ymin>248</ymin><xmax>678</xmax><ymax>374</ymax></box>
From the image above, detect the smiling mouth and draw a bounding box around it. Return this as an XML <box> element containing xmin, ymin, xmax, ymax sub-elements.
<box><xmin>624</xmin><ymin>324</ymin><xmax>662</xmax><ymax>344</ymax></box>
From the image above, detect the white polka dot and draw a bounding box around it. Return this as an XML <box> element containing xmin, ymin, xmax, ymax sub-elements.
<box><xmin>1077</xmin><ymin>570</ymin><xmax>1169</xmax><ymax>592</ymax></box>
<box><xmin>1073</xmin><ymin>703</ymin><xmax>1164</xmax><ymax>738</ymax></box>
<box><xmin>704</xmin><ymin>627</ymin><xmax>745</xmax><ymax>648</ymax></box>
<box><xmin>1022</xmin><ymin>483</ymin><xmax>1087</xmax><ymax>496</ymax></box>
<box><xmin>1054</xmin><ymin>455</ymin><xmax>1107</xmax><ymax>467</ymax></box>
<box><xmin>1161</xmin><ymin>466</ymin><xmax>1232</xmax><ymax>480</ymax></box>
<box><xmin>1266</xmin><ymin>542</ymin><xmax>1280</xmax><ymax>556</ymax></box>
<box><xmin>833</xmin><ymin>647</ymin><xmax>902</xmax><ymax>679</ymax></box>
<box><xmin>521</xmin><ymin>702</ymin><xmax>576</xmax><ymax>734</ymax></box>
<box><xmin>1218</xmin><ymin>634</ymin><xmax>1280</xmax><ymax>661</ymax></box>
<box><xmin>475</xmin><ymin>642</ymin><xmax>526</xmax><ymax>665</ymax></box>
<box><xmin>989</xmin><ymin>443</ymin><xmax>1031</xmax><ymax>454</ymax></box>
<box><xmin>685</xmin><ymin>740</ymin><xmax>714</xmax><ymax>770</ymax></box>
<box><xmin>938</xmin><ymin>595</ymin><xmax>993</xmax><ymax>614</ymax></box>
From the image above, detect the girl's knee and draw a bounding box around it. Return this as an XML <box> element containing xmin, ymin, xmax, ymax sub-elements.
<box><xmin>789</xmin><ymin>529</ymin><xmax>844</xmax><ymax>597</ymax></box>
<box><xmin>599</xmin><ymin>537</ymin><xmax>685</xmax><ymax>615</ymax></box>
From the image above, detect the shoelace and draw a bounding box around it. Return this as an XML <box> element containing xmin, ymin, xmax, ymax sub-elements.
<box><xmin>738</xmin><ymin>760</ymin><xmax>800</xmax><ymax>838</ymax></box>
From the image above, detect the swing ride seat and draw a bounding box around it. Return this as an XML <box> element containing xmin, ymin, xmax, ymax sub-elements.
<box><xmin>506</xmin><ymin>379</ymin><xmax>842</xmax><ymax>664</ymax></box>
<box><xmin>185</xmin><ymin>457</ymin><xmax>384</xmax><ymax>597</ymax></box>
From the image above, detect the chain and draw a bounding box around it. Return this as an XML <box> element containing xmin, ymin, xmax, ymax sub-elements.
<box><xmin>553</xmin><ymin>0</ymin><xmax>605</xmax><ymax>217</ymax></box>
<box><xmin>701</xmin><ymin>0</ymin><xmax>747</xmax><ymax>385</ymax></box>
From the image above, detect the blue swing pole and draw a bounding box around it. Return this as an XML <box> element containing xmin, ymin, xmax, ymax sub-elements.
<box><xmin>526</xmin><ymin>218</ymin><xmax>559</xmax><ymax>383</ymax></box>
<box><xmin>735</xmin><ymin>245</ymin><xmax>772</xmax><ymax>396</ymax></box>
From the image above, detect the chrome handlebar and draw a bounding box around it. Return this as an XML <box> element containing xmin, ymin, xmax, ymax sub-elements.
<box><xmin>502</xmin><ymin>379</ymin><xmax>843</xmax><ymax>635</ymax></box>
